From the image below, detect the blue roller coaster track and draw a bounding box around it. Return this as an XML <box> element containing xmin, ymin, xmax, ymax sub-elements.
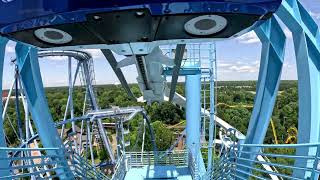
<box><xmin>0</xmin><ymin>0</ymin><xmax>320</xmax><ymax>179</ymax></box>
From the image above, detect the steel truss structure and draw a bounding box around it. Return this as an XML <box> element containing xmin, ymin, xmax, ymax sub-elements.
<box><xmin>0</xmin><ymin>0</ymin><xmax>320</xmax><ymax>179</ymax></box>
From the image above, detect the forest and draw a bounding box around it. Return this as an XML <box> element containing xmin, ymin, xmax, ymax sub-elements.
<box><xmin>2</xmin><ymin>80</ymin><xmax>299</xmax><ymax>165</ymax></box>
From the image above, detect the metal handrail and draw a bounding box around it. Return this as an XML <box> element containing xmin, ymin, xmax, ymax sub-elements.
<box><xmin>239</xmin><ymin>143</ymin><xmax>320</xmax><ymax>148</ymax></box>
<box><xmin>64</xmin><ymin>143</ymin><xmax>110</xmax><ymax>179</ymax></box>
<box><xmin>209</xmin><ymin>142</ymin><xmax>320</xmax><ymax>179</ymax></box>
<box><xmin>188</xmin><ymin>149</ymin><xmax>200</xmax><ymax>180</ymax></box>
<box><xmin>111</xmin><ymin>155</ymin><xmax>126</xmax><ymax>180</ymax></box>
<box><xmin>0</xmin><ymin>146</ymin><xmax>109</xmax><ymax>180</ymax></box>
<box><xmin>0</xmin><ymin>147</ymin><xmax>70</xmax><ymax>179</ymax></box>
<box><xmin>110</xmin><ymin>150</ymin><xmax>189</xmax><ymax>180</ymax></box>
<box><xmin>126</xmin><ymin>150</ymin><xmax>188</xmax><ymax>168</ymax></box>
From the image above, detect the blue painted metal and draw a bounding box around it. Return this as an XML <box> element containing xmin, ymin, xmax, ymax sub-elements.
<box><xmin>15</xmin><ymin>43</ymin><xmax>73</xmax><ymax>179</ymax></box>
<box><xmin>0</xmin><ymin>36</ymin><xmax>9</xmax><ymax>177</ymax></box>
<box><xmin>81</xmin><ymin>59</ymin><xmax>115</xmax><ymax>163</ymax></box>
<box><xmin>223</xmin><ymin>142</ymin><xmax>320</xmax><ymax>179</ymax></box>
<box><xmin>163</xmin><ymin>43</ymin><xmax>215</xmax><ymax>178</ymax></box>
<box><xmin>141</xmin><ymin>111</ymin><xmax>159</xmax><ymax>157</ymax></box>
<box><xmin>207</xmin><ymin>43</ymin><xmax>216</xmax><ymax>174</ymax></box>
<box><xmin>185</xmin><ymin>74</ymin><xmax>207</xmax><ymax>178</ymax></box>
<box><xmin>125</xmin><ymin>150</ymin><xmax>189</xmax><ymax>179</ymax></box>
<box><xmin>245</xmin><ymin>16</ymin><xmax>286</xmax><ymax>146</ymax></box>
<box><xmin>186</xmin><ymin>74</ymin><xmax>201</xmax><ymax>155</ymax></box>
<box><xmin>0</xmin><ymin>146</ymin><xmax>109</xmax><ymax>179</ymax></box>
<box><xmin>275</xmin><ymin>0</ymin><xmax>320</xmax><ymax>178</ymax></box>
<box><xmin>240</xmin><ymin>16</ymin><xmax>286</xmax><ymax>178</ymax></box>
<box><xmin>14</xmin><ymin>66</ymin><xmax>24</xmax><ymax>142</ymax></box>
<box><xmin>0</xmin><ymin>0</ymin><xmax>282</xmax><ymax>34</ymax></box>
<box><xmin>169</xmin><ymin>44</ymin><xmax>186</xmax><ymax>102</ymax></box>
<box><xmin>163</xmin><ymin>68</ymin><xmax>201</xmax><ymax>76</ymax></box>
<box><xmin>1</xmin><ymin>0</ymin><xmax>320</xmax><ymax>179</ymax></box>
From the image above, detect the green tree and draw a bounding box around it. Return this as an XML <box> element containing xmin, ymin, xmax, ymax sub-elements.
<box><xmin>145</xmin><ymin>121</ymin><xmax>174</xmax><ymax>151</ymax></box>
<box><xmin>148</xmin><ymin>102</ymin><xmax>184</xmax><ymax>125</ymax></box>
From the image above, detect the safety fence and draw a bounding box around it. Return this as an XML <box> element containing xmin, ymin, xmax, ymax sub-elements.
<box><xmin>111</xmin><ymin>154</ymin><xmax>126</xmax><ymax>180</ymax></box>
<box><xmin>66</xmin><ymin>147</ymin><xmax>109</xmax><ymax>179</ymax></box>
<box><xmin>0</xmin><ymin>147</ymin><xmax>70</xmax><ymax>179</ymax></box>
<box><xmin>188</xmin><ymin>149</ymin><xmax>200</xmax><ymax>180</ymax></box>
<box><xmin>0</xmin><ymin>146</ymin><xmax>109</xmax><ymax>179</ymax></box>
<box><xmin>126</xmin><ymin>150</ymin><xmax>188</xmax><ymax>168</ymax></box>
<box><xmin>208</xmin><ymin>142</ymin><xmax>320</xmax><ymax>180</ymax></box>
<box><xmin>207</xmin><ymin>147</ymin><xmax>234</xmax><ymax>179</ymax></box>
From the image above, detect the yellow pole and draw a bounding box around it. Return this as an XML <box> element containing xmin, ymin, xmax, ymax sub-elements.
<box><xmin>270</xmin><ymin>119</ymin><xmax>278</xmax><ymax>144</ymax></box>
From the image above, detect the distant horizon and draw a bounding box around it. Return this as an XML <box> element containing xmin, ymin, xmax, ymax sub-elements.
<box><xmin>2</xmin><ymin>79</ymin><xmax>297</xmax><ymax>90</ymax></box>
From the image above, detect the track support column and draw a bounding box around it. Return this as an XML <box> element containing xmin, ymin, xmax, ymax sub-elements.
<box><xmin>0</xmin><ymin>37</ymin><xmax>9</xmax><ymax>177</ymax></box>
<box><xmin>245</xmin><ymin>17</ymin><xmax>286</xmax><ymax>146</ymax></box>
<box><xmin>240</xmin><ymin>17</ymin><xmax>286</xmax><ymax>178</ymax></box>
<box><xmin>186</xmin><ymin>74</ymin><xmax>206</xmax><ymax>177</ymax></box>
<box><xmin>82</xmin><ymin>60</ymin><xmax>115</xmax><ymax>162</ymax></box>
<box><xmin>276</xmin><ymin>0</ymin><xmax>320</xmax><ymax>178</ymax></box>
<box><xmin>207</xmin><ymin>44</ymin><xmax>216</xmax><ymax>174</ymax></box>
<box><xmin>186</xmin><ymin>74</ymin><xmax>201</xmax><ymax>154</ymax></box>
<box><xmin>15</xmin><ymin>43</ymin><xmax>73</xmax><ymax>179</ymax></box>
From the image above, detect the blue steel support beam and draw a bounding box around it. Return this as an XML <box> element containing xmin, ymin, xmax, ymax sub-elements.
<box><xmin>245</xmin><ymin>17</ymin><xmax>286</xmax><ymax>146</ymax></box>
<box><xmin>240</xmin><ymin>16</ymin><xmax>286</xmax><ymax>177</ymax></box>
<box><xmin>169</xmin><ymin>44</ymin><xmax>186</xmax><ymax>102</ymax></box>
<box><xmin>186</xmin><ymin>74</ymin><xmax>206</xmax><ymax>177</ymax></box>
<box><xmin>207</xmin><ymin>44</ymin><xmax>216</xmax><ymax>174</ymax></box>
<box><xmin>276</xmin><ymin>0</ymin><xmax>320</xmax><ymax>178</ymax></box>
<box><xmin>186</xmin><ymin>75</ymin><xmax>201</xmax><ymax>155</ymax></box>
<box><xmin>0</xmin><ymin>37</ymin><xmax>9</xmax><ymax>177</ymax></box>
<box><xmin>15</xmin><ymin>43</ymin><xmax>73</xmax><ymax>179</ymax></box>
<box><xmin>101</xmin><ymin>49</ymin><xmax>135</xmax><ymax>98</ymax></box>
<box><xmin>141</xmin><ymin>111</ymin><xmax>158</xmax><ymax>156</ymax></box>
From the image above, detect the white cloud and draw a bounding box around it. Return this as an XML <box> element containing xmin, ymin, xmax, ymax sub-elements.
<box><xmin>229</xmin><ymin>65</ymin><xmax>258</xmax><ymax>73</ymax></box>
<box><xmin>216</xmin><ymin>57</ymin><xmax>298</xmax><ymax>81</ymax></box>
<box><xmin>218</xmin><ymin>60</ymin><xmax>260</xmax><ymax>74</ymax></box>
<box><xmin>237</xmin><ymin>31</ymin><xmax>260</xmax><ymax>44</ymax></box>
<box><xmin>283</xmin><ymin>28</ymin><xmax>292</xmax><ymax>39</ymax></box>
<box><xmin>84</xmin><ymin>49</ymin><xmax>127</xmax><ymax>62</ymax></box>
<box><xmin>237</xmin><ymin>27</ymin><xmax>292</xmax><ymax>44</ymax></box>
<box><xmin>218</xmin><ymin>63</ymin><xmax>233</xmax><ymax>68</ymax></box>
<box><xmin>84</xmin><ymin>49</ymin><xmax>103</xmax><ymax>59</ymax></box>
<box><xmin>6</xmin><ymin>44</ymin><xmax>15</xmax><ymax>53</ymax></box>
<box><xmin>41</xmin><ymin>56</ymin><xmax>66</xmax><ymax>61</ymax></box>
<box><xmin>47</xmin><ymin>80</ymin><xmax>67</xmax><ymax>87</ymax></box>
<box><xmin>310</xmin><ymin>11</ymin><xmax>320</xmax><ymax>20</ymax></box>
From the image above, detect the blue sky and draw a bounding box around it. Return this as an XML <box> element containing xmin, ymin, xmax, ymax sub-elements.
<box><xmin>2</xmin><ymin>0</ymin><xmax>320</xmax><ymax>89</ymax></box>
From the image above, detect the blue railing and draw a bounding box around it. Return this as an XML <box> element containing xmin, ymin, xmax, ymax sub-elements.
<box><xmin>0</xmin><ymin>147</ymin><xmax>71</xmax><ymax>179</ymax></box>
<box><xmin>188</xmin><ymin>149</ymin><xmax>200</xmax><ymax>180</ymax></box>
<box><xmin>210</xmin><ymin>143</ymin><xmax>320</xmax><ymax>180</ymax></box>
<box><xmin>0</xmin><ymin>146</ymin><xmax>109</xmax><ymax>179</ymax></box>
<box><xmin>207</xmin><ymin>146</ymin><xmax>234</xmax><ymax>179</ymax></box>
<box><xmin>111</xmin><ymin>155</ymin><xmax>126</xmax><ymax>180</ymax></box>
<box><xmin>66</xmin><ymin>148</ymin><xmax>110</xmax><ymax>179</ymax></box>
<box><xmin>126</xmin><ymin>150</ymin><xmax>188</xmax><ymax>168</ymax></box>
<box><xmin>5</xmin><ymin>143</ymin><xmax>318</xmax><ymax>180</ymax></box>
<box><xmin>110</xmin><ymin>150</ymin><xmax>189</xmax><ymax>180</ymax></box>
